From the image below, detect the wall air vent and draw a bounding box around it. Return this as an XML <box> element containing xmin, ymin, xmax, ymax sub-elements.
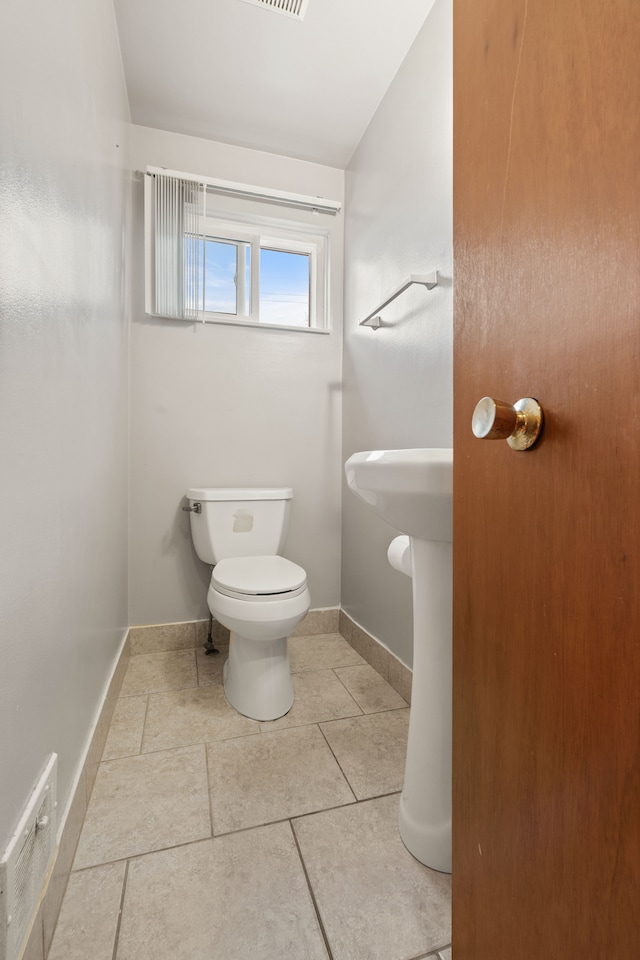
<box><xmin>0</xmin><ymin>755</ymin><xmax>58</xmax><ymax>960</ymax></box>
<box><xmin>238</xmin><ymin>0</ymin><xmax>310</xmax><ymax>21</ymax></box>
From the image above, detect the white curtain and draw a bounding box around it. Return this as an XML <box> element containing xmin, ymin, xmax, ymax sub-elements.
<box><xmin>148</xmin><ymin>173</ymin><xmax>204</xmax><ymax>320</ymax></box>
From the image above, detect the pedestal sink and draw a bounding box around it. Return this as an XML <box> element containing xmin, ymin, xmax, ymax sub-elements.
<box><xmin>344</xmin><ymin>448</ymin><xmax>452</xmax><ymax>873</ymax></box>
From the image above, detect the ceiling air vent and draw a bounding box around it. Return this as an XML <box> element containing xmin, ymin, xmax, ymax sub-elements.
<box><xmin>238</xmin><ymin>0</ymin><xmax>310</xmax><ymax>21</ymax></box>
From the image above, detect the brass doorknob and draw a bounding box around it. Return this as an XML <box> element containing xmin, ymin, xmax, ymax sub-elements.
<box><xmin>472</xmin><ymin>397</ymin><xmax>543</xmax><ymax>451</ymax></box>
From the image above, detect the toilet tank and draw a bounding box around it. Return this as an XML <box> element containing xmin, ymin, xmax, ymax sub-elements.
<box><xmin>186</xmin><ymin>487</ymin><xmax>293</xmax><ymax>564</ymax></box>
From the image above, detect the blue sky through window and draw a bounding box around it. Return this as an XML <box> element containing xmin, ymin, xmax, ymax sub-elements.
<box><xmin>259</xmin><ymin>248</ymin><xmax>310</xmax><ymax>327</ymax></box>
<box><xmin>197</xmin><ymin>238</ymin><xmax>310</xmax><ymax>325</ymax></box>
<box><xmin>200</xmin><ymin>238</ymin><xmax>242</xmax><ymax>315</ymax></box>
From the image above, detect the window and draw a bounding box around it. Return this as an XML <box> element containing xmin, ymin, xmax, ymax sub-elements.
<box><xmin>144</xmin><ymin>170</ymin><xmax>335</xmax><ymax>332</ymax></box>
<box><xmin>194</xmin><ymin>215</ymin><xmax>325</xmax><ymax>330</ymax></box>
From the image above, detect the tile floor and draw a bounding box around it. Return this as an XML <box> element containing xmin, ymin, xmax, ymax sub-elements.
<box><xmin>48</xmin><ymin>632</ymin><xmax>451</xmax><ymax>960</ymax></box>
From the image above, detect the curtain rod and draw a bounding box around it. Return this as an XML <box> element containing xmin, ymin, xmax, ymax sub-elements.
<box><xmin>143</xmin><ymin>166</ymin><xmax>342</xmax><ymax>216</ymax></box>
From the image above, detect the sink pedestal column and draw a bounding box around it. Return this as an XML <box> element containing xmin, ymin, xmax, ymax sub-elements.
<box><xmin>398</xmin><ymin>536</ymin><xmax>452</xmax><ymax>874</ymax></box>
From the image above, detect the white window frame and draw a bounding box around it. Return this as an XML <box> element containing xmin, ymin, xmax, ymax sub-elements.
<box><xmin>198</xmin><ymin>213</ymin><xmax>328</xmax><ymax>333</ymax></box>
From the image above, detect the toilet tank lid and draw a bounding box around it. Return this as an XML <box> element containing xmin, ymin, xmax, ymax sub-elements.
<box><xmin>187</xmin><ymin>487</ymin><xmax>293</xmax><ymax>502</ymax></box>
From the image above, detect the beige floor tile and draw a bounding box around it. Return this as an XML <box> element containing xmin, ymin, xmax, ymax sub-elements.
<box><xmin>142</xmin><ymin>685</ymin><xmax>259</xmax><ymax>752</ymax></box>
<box><xmin>116</xmin><ymin>823</ymin><xmax>329</xmax><ymax>960</ymax></box>
<box><xmin>439</xmin><ymin>948</ymin><xmax>452</xmax><ymax>960</ymax></box>
<box><xmin>320</xmin><ymin>709</ymin><xmax>410</xmax><ymax>799</ymax></box>
<box><xmin>74</xmin><ymin>746</ymin><xmax>211</xmax><ymax>868</ymax></box>
<box><xmin>293</xmin><ymin>795</ymin><xmax>451</xmax><ymax>960</ymax></box>
<box><xmin>195</xmin><ymin>643</ymin><xmax>228</xmax><ymax>686</ymax></box>
<box><xmin>102</xmin><ymin>696</ymin><xmax>147</xmax><ymax>760</ymax></box>
<box><xmin>334</xmin><ymin>664</ymin><xmax>408</xmax><ymax>714</ymax></box>
<box><xmin>260</xmin><ymin>669</ymin><xmax>362</xmax><ymax>732</ymax></box>
<box><xmin>47</xmin><ymin>862</ymin><xmax>125</xmax><ymax>960</ymax></box>
<box><xmin>288</xmin><ymin>633</ymin><xmax>365</xmax><ymax>673</ymax></box>
<box><xmin>119</xmin><ymin>650</ymin><xmax>197</xmax><ymax>697</ymax></box>
<box><xmin>207</xmin><ymin>725</ymin><xmax>355</xmax><ymax>834</ymax></box>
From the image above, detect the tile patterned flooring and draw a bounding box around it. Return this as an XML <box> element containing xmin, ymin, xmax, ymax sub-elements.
<box><xmin>48</xmin><ymin>632</ymin><xmax>451</xmax><ymax>960</ymax></box>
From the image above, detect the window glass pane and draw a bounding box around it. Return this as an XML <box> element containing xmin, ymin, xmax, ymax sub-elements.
<box><xmin>202</xmin><ymin>238</ymin><xmax>238</xmax><ymax>315</ymax></box>
<box><xmin>259</xmin><ymin>248</ymin><xmax>310</xmax><ymax>327</ymax></box>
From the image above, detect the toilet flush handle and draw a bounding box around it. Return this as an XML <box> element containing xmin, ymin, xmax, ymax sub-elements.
<box><xmin>182</xmin><ymin>502</ymin><xmax>202</xmax><ymax>514</ymax></box>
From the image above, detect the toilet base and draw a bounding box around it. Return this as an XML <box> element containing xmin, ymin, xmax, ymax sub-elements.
<box><xmin>223</xmin><ymin>632</ymin><xmax>294</xmax><ymax>721</ymax></box>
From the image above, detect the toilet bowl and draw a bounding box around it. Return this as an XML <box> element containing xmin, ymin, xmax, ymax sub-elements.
<box><xmin>208</xmin><ymin>555</ymin><xmax>310</xmax><ymax>720</ymax></box>
<box><xmin>186</xmin><ymin>488</ymin><xmax>311</xmax><ymax>721</ymax></box>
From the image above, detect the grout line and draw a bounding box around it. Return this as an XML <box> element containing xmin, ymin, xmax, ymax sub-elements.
<box><xmin>317</xmin><ymin>723</ymin><xmax>359</xmax><ymax>802</ymax></box>
<box><xmin>322</xmin><ymin>703</ymin><xmax>410</xmax><ymax>721</ymax></box>
<box><xmin>128</xmin><ymin>644</ymin><xmax>199</xmax><ymax>657</ymax></box>
<box><xmin>412</xmin><ymin>940</ymin><xmax>452</xmax><ymax>959</ymax></box>
<box><xmin>194</xmin><ymin>645</ymin><xmax>202</xmax><ymax>685</ymax></box>
<box><xmin>288</xmin><ymin>820</ymin><xmax>335</xmax><ymax>960</ymax></box>
<box><xmin>135</xmin><ymin>726</ymin><xmax>259</xmax><ymax>759</ymax></box>
<box><xmin>413</xmin><ymin>948</ymin><xmax>451</xmax><ymax>960</ymax></box>
<box><xmin>330</xmin><ymin>665</ymin><xmax>367</xmax><ymax>712</ymax></box>
<box><xmin>69</xmin><ymin>860</ymin><xmax>122</xmax><ymax>876</ymax></box>
<box><xmin>129</xmin><ymin>645</ymin><xmax>200</xmax><ymax>658</ymax></box>
<box><xmin>289</xmin><ymin>791</ymin><xmax>402</xmax><ymax>829</ymax></box>
<box><xmin>110</xmin><ymin>860</ymin><xmax>129</xmax><ymax>960</ymax></box>
<box><xmin>74</xmin><ymin>792</ymin><xmax>380</xmax><ymax>877</ymax></box>
<box><xmin>258</xmin><ymin>709</ymin><xmax>362</xmax><ymax>735</ymax></box>
<box><xmin>331</xmin><ymin>671</ymin><xmax>362</xmax><ymax>716</ymax></box>
<box><xmin>99</xmin><ymin>694</ymin><xmax>149</xmax><ymax>765</ymax></box>
<box><xmin>71</xmin><ymin>831</ymin><xmax>216</xmax><ymax>873</ymax></box>
<box><xmin>117</xmin><ymin>680</ymin><xmax>202</xmax><ymax>700</ymax></box>
<box><xmin>329</xmin><ymin>665</ymin><xmax>409</xmax><ymax>715</ymax></box>
<box><xmin>137</xmin><ymin>693</ymin><xmax>150</xmax><ymax>755</ymax></box>
<box><xmin>114</xmin><ymin>684</ymin><xmax>407</xmax><ymax>758</ymax></box>
<box><xmin>66</xmin><ymin>650</ymin><xmax>445</xmax><ymax>959</ymax></box>
<box><xmin>104</xmin><ymin>704</ymin><xmax>420</xmax><ymax>766</ymax></box>
<box><xmin>69</xmin><ymin>786</ymin><xmax>402</xmax><ymax>877</ymax></box>
<box><xmin>72</xmin><ymin>799</ymin><xmax>366</xmax><ymax>876</ymax></box>
<box><xmin>116</xmin><ymin>691</ymin><xmax>158</xmax><ymax>701</ymax></box>
<box><xmin>97</xmin><ymin>741</ymin><xmax>209</xmax><ymax>768</ymax></box>
<box><xmin>211</xmin><ymin>799</ymin><xmax>359</xmax><ymax>840</ymax></box>
<box><xmin>358</xmin><ymin>788</ymin><xmax>403</xmax><ymax>802</ymax></box>
<box><xmin>203</xmin><ymin>741</ymin><xmax>215</xmax><ymax>838</ymax></box>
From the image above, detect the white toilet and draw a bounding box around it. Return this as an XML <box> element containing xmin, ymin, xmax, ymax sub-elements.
<box><xmin>186</xmin><ymin>487</ymin><xmax>310</xmax><ymax>721</ymax></box>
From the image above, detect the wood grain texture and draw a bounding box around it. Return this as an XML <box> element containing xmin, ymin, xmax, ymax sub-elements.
<box><xmin>453</xmin><ymin>0</ymin><xmax>640</xmax><ymax>955</ymax></box>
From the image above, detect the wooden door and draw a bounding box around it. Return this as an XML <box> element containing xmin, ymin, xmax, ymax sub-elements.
<box><xmin>453</xmin><ymin>1</ymin><xmax>640</xmax><ymax>956</ymax></box>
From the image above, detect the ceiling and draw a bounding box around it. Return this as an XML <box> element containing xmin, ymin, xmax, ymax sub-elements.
<box><xmin>113</xmin><ymin>0</ymin><xmax>436</xmax><ymax>169</ymax></box>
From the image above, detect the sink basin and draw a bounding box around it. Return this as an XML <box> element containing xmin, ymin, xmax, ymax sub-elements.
<box><xmin>344</xmin><ymin>448</ymin><xmax>452</xmax><ymax>541</ymax></box>
<box><xmin>344</xmin><ymin>447</ymin><xmax>453</xmax><ymax>873</ymax></box>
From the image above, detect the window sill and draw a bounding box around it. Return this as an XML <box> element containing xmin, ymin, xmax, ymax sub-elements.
<box><xmin>195</xmin><ymin>315</ymin><xmax>332</xmax><ymax>335</ymax></box>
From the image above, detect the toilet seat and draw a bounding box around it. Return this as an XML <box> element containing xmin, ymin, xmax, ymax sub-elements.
<box><xmin>207</xmin><ymin>563</ymin><xmax>310</xmax><ymax>720</ymax></box>
<box><xmin>212</xmin><ymin>555</ymin><xmax>307</xmax><ymax>600</ymax></box>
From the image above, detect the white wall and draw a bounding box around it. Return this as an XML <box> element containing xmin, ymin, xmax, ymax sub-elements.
<box><xmin>341</xmin><ymin>0</ymin><xmax>453</xmax><ymax>667</ymax></box>
<box><xmin>129</xmin><ymin>126</ymin><xmax>344</xmax><ymax>625</ymax></box>
<box><xmin>0</xmin><ymin>0</ymin><xmax>130</xmax><ymax>847</ymax></box>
